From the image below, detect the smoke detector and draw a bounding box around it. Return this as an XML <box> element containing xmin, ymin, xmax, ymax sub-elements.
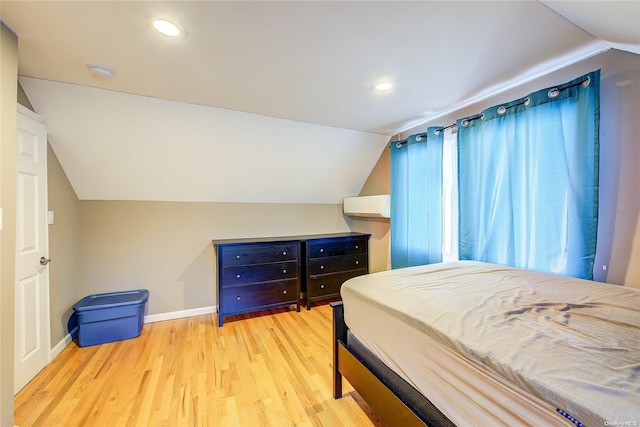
<box><xmin>87</xmin><ymin>64</ymin><xmax>114</xmax><ymax>79</ymax></box>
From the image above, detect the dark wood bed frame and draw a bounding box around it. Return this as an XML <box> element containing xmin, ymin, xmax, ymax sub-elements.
<box><xmin>331</xmin><ymin>302</ymin><xmax>455</xmax><ymax>427</ymax></box>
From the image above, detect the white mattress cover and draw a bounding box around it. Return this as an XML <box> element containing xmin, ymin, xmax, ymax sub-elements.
<box><xmin>341</xmin><ymin>261</ymin><xmax>640</xmax><ymax>426</ymax></box>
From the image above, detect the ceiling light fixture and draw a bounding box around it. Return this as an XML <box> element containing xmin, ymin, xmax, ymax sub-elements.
<box><xmin>152</xmin><ymin>17</ymin><xmax>184</xmax><ymax>37</ymax></box>
<box><xmin>374</xmin><ymin>81</ymin><xmax>393</xmax><ymax>92</ymax></box>
<box><xmin>87</xmin><ymin>64</ymin><xmax>114</xmax><ymax>79</ymax></box>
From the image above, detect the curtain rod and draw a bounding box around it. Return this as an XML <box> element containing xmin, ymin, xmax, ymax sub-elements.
<box><xmin>435</xmin><ymin>123</ymin><xmax>456</xmax><ymax>133</ymax></box>
<box><xmin>390</xmin><ymin>125</ymin><xmax>456</xmax><ymax>148</ymax></box>
<box><xmin>390</xmin><ymin>75</ymin><xmax>590</xmax><ymax>148</ymax></box>
<box><xmin>458</xmin><ymin>76</ymin><xmax>590</xmax><ymax>128</ymax></box>
<box><xmin>390</xmin><ymin>132</ymin><xmax>428</xmax><ymax>148</ymax></box>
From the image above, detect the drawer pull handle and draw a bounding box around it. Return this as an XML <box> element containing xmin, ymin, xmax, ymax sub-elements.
<box><xmin>282</xmin><ymin>290</ymin><xmax>288</xmax><ymax>295</ymax></box>
<box><xmin>320</xmin><ymin>284</ymin><xmax>325</xmax><ymax>289</ymax></box>
<box><xmin>236</xmin><ymin>274</ymin><xmax>241</xmax><ymax>279</ymax></box>
<box><xmin>282</xmin><ymin>269</ymin><xmax>287</xmax><ymax>274</ymax></box>
<box><xmin>282</xmin><ymin>251</ymin><xmax>287</xmax><ymax>256</ymax></box>
<box><xmin>355</xmin><ymin>260</ymin><xmax>359</xmax><ymax>265</ymax></box>
<box><xmin>355</xmin><ymin>245</ymin><xmax>359</xmax><ymax>249</ymax></box>
<box><xmin>320</xmin><ymin>265</ymin><xmax>324</xmax><ymax>270</ymax></box>
<box><xmin>236</xmin><ymin>296</ymin><xmax>241</xmax><ymax>301</ymax></box>
<box><xmin>320</xmin><ymin>248</ymin><xmax>324</xmax><ymax>253</ymax></box>
<box><xmin>236</xmin><ymin>255</ymin><xmax>241</xmax><ymax>259</ymax></box>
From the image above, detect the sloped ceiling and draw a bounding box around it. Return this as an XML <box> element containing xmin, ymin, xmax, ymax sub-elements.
<box><xmin>2</xmin><ymin>1</ymin><xmax>639</xmax><ymax>203</ymax></box>
<box><xmin>541</xmin><ymin>1</ymin><xmax>640</xmax><ymax>55</ymax></box>
<box><xmin>19</xmin><ymin>77</ymin><xmax>388</xmax><ymax>203</ymax></box>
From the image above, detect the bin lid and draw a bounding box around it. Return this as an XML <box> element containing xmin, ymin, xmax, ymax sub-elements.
<box><xmin>74</xmin><ymin>289</ymin><xmax>149</xmax><ymax>312</ymax></box>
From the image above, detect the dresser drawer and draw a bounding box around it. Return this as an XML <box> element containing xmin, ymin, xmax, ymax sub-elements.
<box><xmin>220</xmin><ymin>242</ymin><xmax>299</xmax><ymax>267</ymax></box>
<box><xmin>307</xmin><ymin>236</ymin><xmax>367</xmax><ymax>258</ymax></box>
<box><xmin>222</xmin><ymin>280</ymin><xmax>298</xmax><ymax>312</ymax></box>
<box><xmin>308</xmin><ymin>253</ymin><xmax>367</xmax><ymax>276</ymax></box>
<box><xmin>221</xmin><ymin>261</ymin><xmax>298</xmax><ymax>287</ymax></box>
<box><xmin>307</xmin><ymin>270</ymin><xmax>368</xmax><ymax>299</ymax></box>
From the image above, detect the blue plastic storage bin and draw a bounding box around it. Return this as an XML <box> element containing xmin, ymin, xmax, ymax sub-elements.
<box><xmin>73</xmin><ymin>289</ymin><xmax>149</xmax><ymax>347</ymax></box>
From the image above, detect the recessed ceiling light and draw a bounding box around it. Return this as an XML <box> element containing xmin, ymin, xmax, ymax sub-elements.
<box><xmin>374</xmin><ymin>81</ymin><xmax>393</xmax><ymax>92</ymax></box>
<box><xmin>152</xmin><ymin>18</ymin><xmax>184</xmax><ymax>37</ymax></box>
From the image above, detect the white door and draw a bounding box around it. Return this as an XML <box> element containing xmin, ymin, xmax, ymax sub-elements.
<box><xmin>14</xmin><ymin>105</ymin><xmax>50</xmax><ymax>394</ymax></box>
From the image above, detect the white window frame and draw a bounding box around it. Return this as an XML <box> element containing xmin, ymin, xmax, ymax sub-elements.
<box><xmin>442</xmin><ymin>127</ymin><xmax>459</xmax><ymax>262</ymax></box>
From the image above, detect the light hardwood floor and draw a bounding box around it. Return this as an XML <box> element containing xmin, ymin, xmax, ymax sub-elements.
<box><xmin>14</xmin><ymin>303</ymin><xmax>383</xmax><ymax>427</ymax></box>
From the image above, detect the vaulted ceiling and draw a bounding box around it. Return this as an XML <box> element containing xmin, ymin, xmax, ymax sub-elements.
<box><xmin>2</xmin><ymin>1</ymin><xmax>639</xmax><ymax>203</ymax></box>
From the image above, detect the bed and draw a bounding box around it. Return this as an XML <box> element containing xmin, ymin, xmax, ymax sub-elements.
<box><xmin>332</xmin><ymin>261</ymin><xmax>640</xmax><ymax>426</ymax></box>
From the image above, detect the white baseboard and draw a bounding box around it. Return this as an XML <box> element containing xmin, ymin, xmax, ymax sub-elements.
<box><xmin>49</xmin><ymin>307</ymin><xmax>218</xmax><ymax>357</ymax></box>
<box><xmin>144</xmin><ymin>305</ymin><xmax>217</xmax><ymax>324</ymax></box>
<box><xmin>50</xmin><ymin>327</ymin><xmax>76</xmax><ymax>360</ymax></box>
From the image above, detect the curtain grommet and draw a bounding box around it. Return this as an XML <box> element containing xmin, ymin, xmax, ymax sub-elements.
<box><xmin>415</xmin><ymin>135</ymin><xmax>423</xmax><ymax>142</ymax></box>
<box><xmin>524</xmin><ymin>97</ymin><xmax>531</xmax><ymax>107</ymax></box>
<box><xmin>497</xmin><ymin>106</ymin><xmax>507</xmax><ymax>115</ymax></box>
<box><xmin>396</xmin><ymin>142</ymin><xmax>403</xmax><ymax>148</ymax></box>
<box><xmin>548</xmin><ymin>88</ymin><xmax>560</xmax><ymax>98</ymax></box>
<box><xmin>582</xmin><ymin>77</ymin><xmax>591</xmax><ymax>88</ymax></box>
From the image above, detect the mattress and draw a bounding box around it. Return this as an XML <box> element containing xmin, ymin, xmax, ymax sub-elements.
<box><xmin>341</xmin><ymin>261</ymin><xmax>640</xmax><ymax>426</ymax></box>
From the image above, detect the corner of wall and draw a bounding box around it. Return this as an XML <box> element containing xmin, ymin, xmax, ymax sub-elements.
<box><xmin>0</xmin><ymin>20</ymin><xmax>19</xmax><ymax>426</ymax></box>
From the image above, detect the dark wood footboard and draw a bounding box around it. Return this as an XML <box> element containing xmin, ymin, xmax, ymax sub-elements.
<box><xmin>331</xmin><ymin>302</ymin><xmax>454</xmax><ymax>427</ymax></box>
<box><xmin>331</xmin><ymin>301</ymin><xmax>347</xmax><ymax>399</ymax></box>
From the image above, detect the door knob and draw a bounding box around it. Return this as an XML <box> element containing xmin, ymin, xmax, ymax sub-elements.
<box><xmin>40</xmin><ymin>257</ymin><xmax>52</xmax><ymax>266</ymax></box>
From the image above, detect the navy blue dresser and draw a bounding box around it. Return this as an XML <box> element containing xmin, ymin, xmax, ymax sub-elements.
<box><xmin>213</xmin><ymin>237</ymin><xmax>301</xmax><ymax>327</ymax></box>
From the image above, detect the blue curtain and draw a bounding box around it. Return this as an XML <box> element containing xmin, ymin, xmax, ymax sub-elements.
<box><xmin>457</xmin><ymin>71</ymin><xmax>600</xmax><ymax>279</ymax></box>
<box><xmin>391</xmin><ymin>127</ymin><xmax>443</xmax><ymax>268</ymax></box>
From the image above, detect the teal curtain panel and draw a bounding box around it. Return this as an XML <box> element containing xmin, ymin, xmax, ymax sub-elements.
<box><xmin>457</xmin><ymin>71</ymin><xmax>600</xmax><ymax>279</ymax></box>
<box><xmin>391</xmin><ymin>127</ymin><xmax>444</xmax><ymax>269</ymax></box>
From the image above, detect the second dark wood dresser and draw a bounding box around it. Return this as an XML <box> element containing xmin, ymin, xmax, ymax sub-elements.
<box><xmin>303</xmin><ymin>233</ymin><xmax>370</xmax><ymax>310</ymax></box>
